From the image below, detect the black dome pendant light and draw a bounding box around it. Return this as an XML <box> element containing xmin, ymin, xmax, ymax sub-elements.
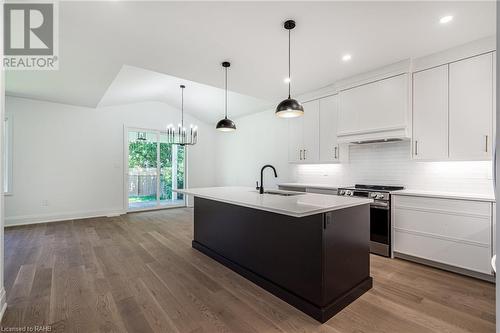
<box><xmin>276</xmin><ymin>20</ymin><xmax>304</xmax><ymax>118</ymax></box>
<box><xmin>216</xmin><ymin>61</ymin><xmax>236</xmax><ymax>132</ymax></box>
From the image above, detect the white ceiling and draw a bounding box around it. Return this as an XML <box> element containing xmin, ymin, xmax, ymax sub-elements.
<box><xmin>99</xmin><ymin>65</ymin><xmax>271</xmax><ymax>123</ymax></box>
<box><xmin>5</xmin><ymin>1</ymin><xmax>496</xmax><ymax>123</ymax></box>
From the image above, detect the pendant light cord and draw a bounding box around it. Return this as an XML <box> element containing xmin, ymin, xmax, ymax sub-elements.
<box><xmin>288</xmin><ymin>28</ymin><xmax>291</xmax><ymax>99</ymax></box>
<box><xmin>181</xmin><ymin>86</ymin><xmax>184</xmax><ymax>127</ymax></box>
<box><xmin>225</xmin><ymin>66</ymin><xmax>228</xmax><ymax>119</ymax></box>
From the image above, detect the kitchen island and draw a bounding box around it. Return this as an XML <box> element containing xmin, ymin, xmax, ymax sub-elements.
<box><xmin>177</xmin><ymin>187</ymin><xmax>373</xmax><ymax>323</ymax></box>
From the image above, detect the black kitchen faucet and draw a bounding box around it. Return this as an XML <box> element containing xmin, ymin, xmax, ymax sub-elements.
<box><xmin>256</xmin><ymin>165</ymin><xmax>278</xmax><ymax>194</ymax></box>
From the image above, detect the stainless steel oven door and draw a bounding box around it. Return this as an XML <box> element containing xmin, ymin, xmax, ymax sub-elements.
<box><xmin>369</xmin><ymin>202</ymin><xmax>390</xmax><ymax>257</ymax></box>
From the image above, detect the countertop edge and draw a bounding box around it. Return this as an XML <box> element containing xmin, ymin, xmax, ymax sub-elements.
<box><xmin>392</xmin><ymin>190</ymin><xmax>495</xmax><ymax>202</ymax></box>
<box><xmin>278</xmin><ymin>183</ymin><xmax>496</xmax><ymax>202</ymax></box>
<box><xmin>179</xmin><ymin>190</ymin><xmax>372</xmax><ymax>217</ymax></box>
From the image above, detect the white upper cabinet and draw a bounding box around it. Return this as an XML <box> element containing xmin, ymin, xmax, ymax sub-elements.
<box><xmin>287</xmin><ymin>46</ymin><xmax>495</xmax><ymax>163</ymax></box>
<box><xmin>338</xmin><ymin>73</ymin><xmax>410</xmax><ymax>143</ymax></box>
<box><xmin>302</xmin><ymin>100</ymin><xmax>320</xmax><ymax>162</ymax></box>
<box><xmin>412</xmin><ymin>52</ymin><xmax>495</xmax><ymax>161</ymax></box>
<box><xmin>319</xmin><ymin>95</ymin><xmax>340</xmax><ymax>162</ymax></box>
<box><xmin>449</xmin><ymin>52</ymin><xmax>493</xmax><ymax>160</ymax></box>
<box><xmin>288</xmin><ymin>115</ymin><xmax>303</xmax><ymax>163</ymax></box>
<box><xmin>412</xmin><ymin>65</ymin><xmax>449</xmax><ymax>160</ymax></box>
<box><xmin>287</xmin><ymin>100</ymin><xmax>320</xmax><ymax>163</ymax></box>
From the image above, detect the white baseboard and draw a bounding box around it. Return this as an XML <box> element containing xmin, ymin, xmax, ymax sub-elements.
<box><xmin>5</xmin><ymin>209</ymin><xmax>126</xmax><ymax>227</ymax></box>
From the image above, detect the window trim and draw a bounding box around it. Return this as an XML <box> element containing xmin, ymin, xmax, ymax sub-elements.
<box><xmin>4</xmin><ymin>114</ymin><xmax>13</xmax><ymax>196</ymax></box>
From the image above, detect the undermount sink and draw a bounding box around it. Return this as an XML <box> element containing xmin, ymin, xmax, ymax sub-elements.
<box><xmin>255</xmin><ymin>165</ymin><xmax>304</xmax><ymax>196</ymax></box>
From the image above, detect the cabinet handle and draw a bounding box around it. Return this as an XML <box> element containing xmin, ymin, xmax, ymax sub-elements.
<box><xmin>299</xmin><ymin>149</ymin><xmax>302</xmax><ymax>160</ymax></box>
<box><xmin>414</xmin><ymin>140</ymin><xmax>418</xmax><ymax>156</ymax></box>
<box><xmin>485</xmin><ymin>135</ymin><xmax>489</xmax><ymax>153</ymax></box>
<box><xmin>324</xmin><ymin>213</ymin><xmax>333</xmax><ymax>229</ymax></box>
<box><xmin>304</xmin><ymin>149</ymin><xmax>307</xmax><ymax>160</ymax></box>
<box><xmin>334</xmin><ymin>146</ymin><xmax>338</xmax><ymax>159</ymax></box>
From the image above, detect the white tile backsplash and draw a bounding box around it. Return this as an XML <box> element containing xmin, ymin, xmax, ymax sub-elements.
<box><xmin>292</xmin><ymin>141</ymin><xmax>494</xmax><ymax>195</ymax></box>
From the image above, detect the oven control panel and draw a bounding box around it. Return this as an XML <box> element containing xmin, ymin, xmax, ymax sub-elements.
<box><xmin>369</xmin><ymin>192</ymin><xmax>389</xmax><ymax>200</ymax></box>
<box><xmin>338</xmin><ymin>189</ymin><xmax>354</xmax><ymax>196</ymax></box>
<box><xmin>337</xmin><ymin>188</ymin><xmax>389</xmax><ymax>201</ymax></box>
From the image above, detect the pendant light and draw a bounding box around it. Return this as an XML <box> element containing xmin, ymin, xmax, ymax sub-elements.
<box><xmin>276</xmin><ymin>20</ymin><xmax>304</xmax><ymax>118</ymax></box>
<box><xmin>166</xmin><ymin>85</ymin><xmax>198</xmax><ymax>146</ymax></box>
<box><xmin>216</xmin><ymin>61</ymin><xmax>236</xmax><ymax>132</ymax></box>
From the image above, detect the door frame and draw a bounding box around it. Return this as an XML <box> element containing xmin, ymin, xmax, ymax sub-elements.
<box><xmin>123</xmin><ymin>125</ymin><xmax>188</xmax><ymax>212</ymax></box>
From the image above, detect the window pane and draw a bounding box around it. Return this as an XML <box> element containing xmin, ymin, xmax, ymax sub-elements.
<box><xmin>128</xmin><ymin>131</ymin><xmax>158</xmax><ymax>210</ymax></box>
<box><xmin>4</xmin><ymin>116</ymin><xmax>11</xmax><ymax>194</ymax></box>
<box><xmin>159</xmin><ymin>134</ymin><xmax>185</xmax><ymax>207</ymax></box>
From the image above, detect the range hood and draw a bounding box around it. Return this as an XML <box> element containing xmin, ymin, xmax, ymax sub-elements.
<box><xmin>351</xmin><ymin>138</ymin><xmax>405</xmax><ymax>145</ymax></box>
<box><xmin>337</xmin><ymin>125</ymin><xmax>411</xmax><ymax>145</ymax></box>
<box><xmin>336</xmin><ymin>71</ymin><xmax>411</xmax><ymax>145</ymax></box>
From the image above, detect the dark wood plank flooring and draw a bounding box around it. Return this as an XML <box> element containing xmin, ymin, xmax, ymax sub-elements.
<box><xmin>1</xmin><ymin>208</ymin><xmax>495</xmax><ymax>332</ymax></box>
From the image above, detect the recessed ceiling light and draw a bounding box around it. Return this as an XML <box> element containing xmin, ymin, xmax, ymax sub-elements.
<box><xmin>440</xmin><ymin>15</ymin><xmax>453</xmax><ymax>24</ymax></box>
<box><xmin>342</xmin><ymin>54</ymin><xmax>352</xmax><ymax>62</ymax></box>
<box><xmin>283</xmin><ymin>77</ymin><xmax>291</xmax><ymax>84</ymax></box>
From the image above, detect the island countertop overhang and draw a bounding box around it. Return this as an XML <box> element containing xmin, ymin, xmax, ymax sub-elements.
<box><xmin>176</xmin><ymin>186</ymin><xmax>373</xmax><ymax>218</ymax></box>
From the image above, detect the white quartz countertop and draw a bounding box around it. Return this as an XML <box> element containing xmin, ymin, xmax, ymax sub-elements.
<box><xmin>177</xmin><ymin>186</ymin><xmax>372</xmax><ymax>218</ymax></box>
<box><xmin>392</xmin><ymin>189</ymin><xmax>496</xmax><ymax>202</ymax></box>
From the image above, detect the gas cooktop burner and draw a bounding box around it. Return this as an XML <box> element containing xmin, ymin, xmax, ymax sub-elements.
<box><xmin>352</xmin><ymin>184</ymin><xmax>405</xmax><ymax>192</ymax></box>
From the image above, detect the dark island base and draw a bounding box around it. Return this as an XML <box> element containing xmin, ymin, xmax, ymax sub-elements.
<box><xmin>192</xmin><ymin>197</ymin><xmax>372</xmax><ymax>323</ymax></box>
<box><xmin>192</xmin><ymin>241</ymin><xmax>373</xmax><ymax>323</ymax></box>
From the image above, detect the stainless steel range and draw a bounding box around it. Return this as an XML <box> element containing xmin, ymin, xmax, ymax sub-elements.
<box><xmin>337</xmin><ymin>184</ymin><xmax>404</xmax><ymax>257</ymax></box>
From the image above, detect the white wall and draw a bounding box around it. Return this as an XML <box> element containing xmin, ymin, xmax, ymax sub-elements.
<box><xmin>215</xmin><ymin>109</ymin><xmax>292</xmax><ymax>189</ymax></box>
<box><xmin>4</xmin><ymin>96</ymin><xmax>217</xmax><ymax>226</ymax></box>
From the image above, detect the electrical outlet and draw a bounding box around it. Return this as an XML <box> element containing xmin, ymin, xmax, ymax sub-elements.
<box><xmin>41</xmin><ymin>200</ymin><xmax>49</xmax><ymax>207</ymax></box>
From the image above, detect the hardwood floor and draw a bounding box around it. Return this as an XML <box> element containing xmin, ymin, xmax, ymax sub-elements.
<box><xmin>1</xmin><ymin>208</ymin><xmax>495</xmax><ymax>332</ymax></box>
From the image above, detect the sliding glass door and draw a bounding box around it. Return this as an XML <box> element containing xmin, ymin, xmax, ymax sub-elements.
<box><xmin>127</xmin><ymin>129</ymin><xmax>186</xmax><ymax>211</ymax></box>
<box><xmin>159</xmin><ymin>134</ymin><xmax>185</xmax><ymax>206</ymax></box>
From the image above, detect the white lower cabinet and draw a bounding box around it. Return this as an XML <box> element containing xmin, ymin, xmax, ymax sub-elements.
<box><xmin>393</xmin><ymin>195</ymin><xmax>494</xmax><ymax>276</ymax></box>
